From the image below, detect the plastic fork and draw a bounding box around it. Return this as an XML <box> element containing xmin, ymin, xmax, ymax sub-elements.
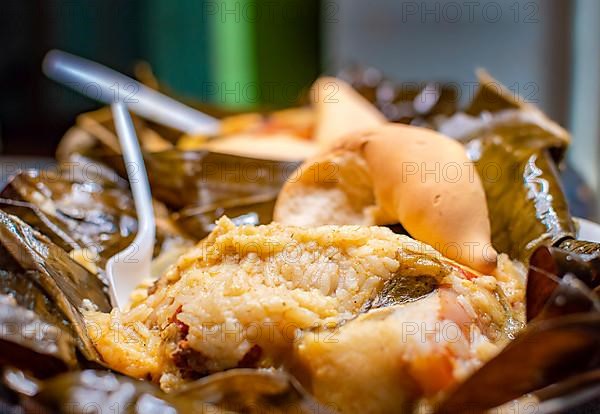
<box><xmin>42</xmin><ymin>49</ymin><xmax>220</xmax><ymax>135</ymax></box>
<box><xmin>41</xmin><ymin>50</ymin><xmax>219</xmax><ymax>308</ymax></box>
<box><xmin>106</xmin><ymin>103</ymin><xmax>155</xmax><ymax>309</ymax></box>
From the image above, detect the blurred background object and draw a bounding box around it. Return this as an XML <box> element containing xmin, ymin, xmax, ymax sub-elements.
<box><xmin>569</xmin><ymin>0</ymin><xmax>600</xmax><ymax>213</ymax></box>
<box><xmin>0</xmin><ymin>0</ymin><xmax>319</xmax><ymax>154</ymax></box>
<box><xmin>0</xmin><ymin>0</ymin><xmax>597</xmax><ymax>217</ymax></box>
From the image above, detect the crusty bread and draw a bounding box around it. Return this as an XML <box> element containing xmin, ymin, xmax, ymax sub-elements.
<box><xmin>274</xmin><ymin>123</ymin><xmax>497</xmax><ymax>273</ymax></box>
<box><xmin>312</xmin><ymin>77</ymin><xmax>387</xmax><ymax>149</ymax></box>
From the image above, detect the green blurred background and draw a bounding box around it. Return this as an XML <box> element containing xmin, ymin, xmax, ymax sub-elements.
<box><xmin>0</xmin><ymin>0</ymin><xmax>320</xmax><ymax>154</ymax></box>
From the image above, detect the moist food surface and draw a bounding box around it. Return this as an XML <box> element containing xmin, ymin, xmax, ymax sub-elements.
<box><xmin>85</xmin><ymin>217</ymin><xmax>525</xmax><ymax>411</ymax></box>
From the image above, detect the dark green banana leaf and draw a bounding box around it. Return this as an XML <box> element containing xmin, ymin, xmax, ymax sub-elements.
<box><xmin>61</xmin><ymin>143</ymin><xmax>298</xmax><ymax>233</ymax></box>
<box><xmin>338</xmin><ymin>65</ymin><xmax>459</xmax><ymax>125</ymax></box>
<box><xmin>469</xmin><ymin>126</ymin><xmax>574</xmax><ymax>261</ymax></box>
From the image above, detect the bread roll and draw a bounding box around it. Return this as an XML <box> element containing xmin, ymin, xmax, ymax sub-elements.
<box><xmin>312</xmin><ymin>77</ymin><xmax>387</xmax><ymax>149</ymax></box>
<box><xmin>274</xmin><ymin>123</ymin><xmax>497</xmax><ymax>273</ymax></box>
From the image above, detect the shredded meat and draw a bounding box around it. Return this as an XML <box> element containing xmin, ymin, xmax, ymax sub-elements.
<box><xmin>237</xmin><ymin>345</ymin><xmax>262</xmax><ymax>368</ymax></box>
<box><xmin>169</xmin><ymin>305</ymin><xmax>189</xmax><ymax>338</ymax></box>
<box><xmin>172</xmin><ymin>340</ymin><xmax>210</xmax><ymax>379</ymax></box>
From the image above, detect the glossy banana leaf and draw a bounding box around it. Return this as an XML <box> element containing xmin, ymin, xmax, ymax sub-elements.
<box><xmin>338</xmin><ymin>65</ymin><xmax>459</xmax><ymax>125</ymax></box>
<box><xmin>23</xmin><ymin>369</ymin><xmax>333</xmax><ymax>414</ymax></box>
<box><xmin>527</xmin><ymin>245</ymin><xmax>600</xmax><ymax>321</ymax></box>
<box><xmin>472</xmin><ymin>132</ymin><xmax>574</xmax><ymax>261</ymax></box>
<box><xmin>0</xmin><ymin>295</ymin><xmax>76</xmax><ymax>378</ymax></box>
<box><xmin>0</xmin><ymin>169</ymin><xmax>134</xmax><ymax>268</ymax></box>
<box><xmin>0</xmin><ymin>156</ymin><xmax>193</xmax><ymax>268</ymax></box>
<box><xmin>364</xmin><ymin>275</ymin><xmax>439</xmax><ymax>311</ymax></box>
<box><xmin>362</xmin><ymin>251</ymin><xmax>450</xmax><ymax>312</ymax></box>
<box><xmin>463</xmin><ymin>70</ymin><xmax>522</xmax><ymax>116</ymax></box>
<box><xmin>0</xmin><ymin>210</ymin><xmax>110</xmax><ymax>363</ymax></box>
<box><xmin>558</xmin><ymin>237</ymin><xmax>600</xmax><ymax>259</ymax></box>
<box><xmin>0</xmin><ymin>242</ymin><xmax>76</xmax><ymax>347</ymax></box>
<box><xmin>142</xmin><ymin>149</ymin><xmax>298</xmax><ymax>210</ymax></box>
<box><xmin>66</xmin><ymin>146</ymin><xmax>296</xmax><ymax>229</ymax></box>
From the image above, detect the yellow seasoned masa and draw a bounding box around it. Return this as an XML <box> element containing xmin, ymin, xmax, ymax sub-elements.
<box><xmin>84</xmin><ymin>216</ymin><xmax>525</xmax><ymax>399</ymax></box>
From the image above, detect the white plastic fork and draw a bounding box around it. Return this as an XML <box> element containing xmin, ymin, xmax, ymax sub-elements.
<box><xmin>43</xmin><ymin>49</ymin><xmax>220</xmax><ymax>135</ymax></box>
<box><xmin>107</xmin><ymin>103</ymin><xmax>155</xmax><ymax>309</ymax></box>
<box><xmin>41</xmin><ymin>50</ymin><xmax>219</xmax><ymax>309</ymax></box>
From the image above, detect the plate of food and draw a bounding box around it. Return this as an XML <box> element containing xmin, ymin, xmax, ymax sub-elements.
<box><xmin>0</xmin><ymin>60</ymin><xmax>598</xmax><ymax>414</ymax></box>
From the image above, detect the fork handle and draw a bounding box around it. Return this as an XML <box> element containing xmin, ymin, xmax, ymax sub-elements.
<box><xmin>43</xmin><ymin>49</ymin><xmax>220</xmax><ymax>135</ymax></box>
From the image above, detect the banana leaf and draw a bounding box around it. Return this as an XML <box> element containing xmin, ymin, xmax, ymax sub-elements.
<box><xmin>338</xmin><ymin>65</ymin><xmax>459</xmax><ymax>125</ymax></box>
<box><xmin>94</xmin><ymin>150</ymin><xmax>295</xmax><ymax>233</ymax></box>
<box><xmin>0</xmin><ymin>295</ymin><xmax>76</xmax><ymax>377</ymax></box>
<box><xmin>174</xmin><ymin>192</ymin><xmax>278</xmax><ymax>239</ymax></box>
<box><xmin>558</xmin><ymin>237</ymin><xmax>600</xmax><ymax>258</ymax></box>
<box><xmin>472</xmin><ymin>132</ymin><xmax>574</xmax><ymax>261</ymax></box>
<box><xmin>362</xmin><ymin>251</ymin><xmax>449</xmax><ymax>312</ymax></box>
<box><xmin>463</xmin><ymin>70</ymin><xmax>522</xmax><ymax>116</ymax></box>
<box><xmin>0</xmin><ymin>210</ymin><xmax>110</xmax><ymax>363</ymax></box>
<box><xmin>0</xmin><ymin>169</ymin><xmax>135</xmax><ymax>268</ymax></box>
<box><xmin>0</xmin><ymin>242</ymin><xmax>74</xmax><ymax>342</ymax></box>
<box><xmin>142</xmin><ymin>149</ymin><xmax>298</xmax><ymax>210</ymax></box>
<box><xmin>0</xmin><ymin>156</ymin><xmax>193</xmax><ymax>268</ymax></box>
<box><xmin>24</xmin><ymin>369</ymin><xmax>333</xmax><ymax>414</ymax></box>
<box><xmin>96</xmin><ymin>147</ymin><xmax>288</xmax><ymax>212</ymax></box>
<box><xmin>527</xmin><ymin>245</ymin><xmax>600</xmax><ymax>320</ymax></box>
